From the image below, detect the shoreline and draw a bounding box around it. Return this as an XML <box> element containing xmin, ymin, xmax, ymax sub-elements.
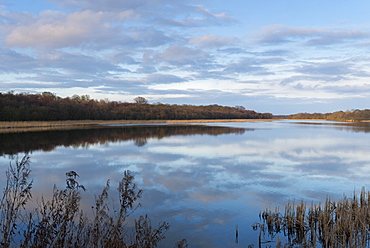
<box><xmin>3</xmin><ymin>118</ymin><xmax>368</xmax><ymax>133</ymax></box>
<box><xmin>0</xmin><ymin>119</ymin><xmax>279</xmax><ymax>133</ymax></box>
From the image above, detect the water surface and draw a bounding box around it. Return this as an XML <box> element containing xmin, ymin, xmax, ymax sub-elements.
<box><xmin>1</xmin><ymin>120</ymin><xmax>370</xmax><ymax>247</ymax></box>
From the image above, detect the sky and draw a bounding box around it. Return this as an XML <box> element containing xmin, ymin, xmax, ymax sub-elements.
<box><xmin>1</xmin><ymin>0</ymin><xmax>370</xmax><ymax>114</ymax></box>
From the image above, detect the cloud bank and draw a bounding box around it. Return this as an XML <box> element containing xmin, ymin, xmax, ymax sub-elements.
<box><xmin>1</xmin><ymin>0</ymin><xmax>370</xmax><ymax>114</ymax></box>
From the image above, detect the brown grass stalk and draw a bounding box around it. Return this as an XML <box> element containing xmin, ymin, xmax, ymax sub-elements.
<box><xmin>258</xmin><ymin>188</ymin><xmax>370</xmax><ymax>247</ymax></box>
<box><xmin>0</xmin><ymin>154</ymin><xmax>182</xmax><ymax>247</ymax></box>
<box><xmin>0</xmin><ymin>119</ymin><xmax>279</xmax><ymax>133</ymax></box>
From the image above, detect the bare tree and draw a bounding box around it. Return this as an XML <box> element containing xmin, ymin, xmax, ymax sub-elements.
<box><xmin>134</xmin><ymin>96</ymin><xmax>148</xmax><ymax>104</ymax></box>
<box><xmin>234</xmin><ymin>105</ymin><xmax>245</xmax><ymax>110</ymax></box>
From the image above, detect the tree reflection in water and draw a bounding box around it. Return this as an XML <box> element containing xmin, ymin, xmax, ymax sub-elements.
<box><xmin>0</xmin><ymin>124</ymin><xmax>250</xmax><ymax>155</ymax></box>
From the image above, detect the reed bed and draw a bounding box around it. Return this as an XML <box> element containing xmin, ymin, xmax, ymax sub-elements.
<box><xmin>258</xmin><ymin>188</ymin><xmax>370</xmax><ymax>247</ymax></box>
<box><xmin>0</xmin><ymin>119</ymin><xmax>278</xmax><ymax>133</ymax></box>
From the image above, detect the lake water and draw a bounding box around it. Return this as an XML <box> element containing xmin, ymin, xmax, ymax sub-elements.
<box><xmin>1</xmin><ymin>120</ymin><xmax>370</xmax><ymax>247</ymax></box>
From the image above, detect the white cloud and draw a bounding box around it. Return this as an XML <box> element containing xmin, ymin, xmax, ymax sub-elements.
<box><xmin>255</xmin><ymin>25</ymin><xmax>370</xmax><ymax>46</ymax></box>
<box><xmin>155</xmin><ymin>44</ymin><xmax>213</xmax><ymax>66</ymax></box>
<box><xmin>1</xmin><ymin>0</ymin><xmax>370</xmax><ymax>113</ymax></box>
<box><xmin>188</xmin><ymin>34</ymin><xmax>238</xmax><ymax>48</ymax></box>
<box><xmin>4</xmin><ymin>10</ymin><xmax>136</xmax><ymax>49</ymax></box>
<box><xmin>0</xmin><ymin>48</ymin><xmax>37</xmax><ymax>72</ymax></box>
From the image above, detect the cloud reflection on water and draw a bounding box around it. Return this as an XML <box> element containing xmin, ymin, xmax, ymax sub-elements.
<box><xmin>1</xmin><ymin>121</ymin><xmax>370</xmax><ymax>246</ymax></box>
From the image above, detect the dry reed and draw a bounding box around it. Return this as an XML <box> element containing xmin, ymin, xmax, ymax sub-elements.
<box><xmin>0</xmin><ymin>119</ymin><xmax>279</xmax><ymax>133</ymax></box>
<box><xmin>0</xmin><ymin>154</ymin><xmax>182</xmax><ymax>247</ymax></box>
<box><xmin>256</xmin><ymin>188</ymin><xmax>370</xmax><ymax>247</ymax></box>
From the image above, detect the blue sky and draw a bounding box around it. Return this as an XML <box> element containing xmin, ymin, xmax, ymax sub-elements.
<box><xmin>1</xmin><ymin>0</ymin><xmax>370</xmax><ymax>114</ymax></box>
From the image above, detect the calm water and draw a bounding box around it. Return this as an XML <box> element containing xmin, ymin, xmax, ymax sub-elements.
<box><xmin>1</xmin><ymin>120</ymin><xmax>370</xmax><ymax>247</ymax></box>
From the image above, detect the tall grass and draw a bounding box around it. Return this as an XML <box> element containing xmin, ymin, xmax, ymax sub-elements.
<box><xmin>0</xmin><ymin>119</ymin><xmax>278</xmax><ymax>133</ymax></box>
<box><xmin>0</xmin><ymin>154</ymin><xmax>183</xmax><ymax>247</ymax></box>
<box><xmin>0</xmin><ymin>154</ymin><xmax>33</xmax><ymax>247</ymax></box>
<box><xmin>256</xmin><ymin>189</ymin><xmax>370</xmax><ymax>247</ymax></box>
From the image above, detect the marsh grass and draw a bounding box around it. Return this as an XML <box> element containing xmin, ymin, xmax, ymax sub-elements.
<box><xmin>0</xmin><ymin>119</ymin><xmax>278</xmax><ymax>133</ymax></box>
<box><xmin>256</xmin><ymin>189</ymin><xmax>370</xmax><ymax>247</ymax></box>
<box><xmin>0</xmin><ymin>154</ymin><xmax>178</xmax><ymax>247</ymax></box>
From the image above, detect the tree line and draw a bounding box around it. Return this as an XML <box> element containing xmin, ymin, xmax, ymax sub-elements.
<box><xmin>289</xmin><ymin>109</ymin><xmax>370</xmax><ymax>121</ymax></box>
<box><xmin>0</xmin><ymin>91</ymin><xmax>272</xmax><ymax>121</ymax></box>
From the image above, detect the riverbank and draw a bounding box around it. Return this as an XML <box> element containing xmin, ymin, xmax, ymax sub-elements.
<box><xmin>0</xmin><ymin>119</ymin><xmax>279</xmax><ymax>133</ymax></box>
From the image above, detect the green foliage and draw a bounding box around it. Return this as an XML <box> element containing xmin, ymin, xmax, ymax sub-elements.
<box><xmin>0</xmin><ymin>154</ymin><xmax>175</xmax><ymax>247</ymax></box>
<box><xmin>0</xmin><ymin>91</ymin><xmax>272</xmax><ymax>121</ymax></box>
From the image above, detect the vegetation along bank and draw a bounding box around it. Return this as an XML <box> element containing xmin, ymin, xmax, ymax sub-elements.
<box><xmin>0</xmin><ymin>91</ymin><xmax>272</xmax><ymax>122</ymax></box>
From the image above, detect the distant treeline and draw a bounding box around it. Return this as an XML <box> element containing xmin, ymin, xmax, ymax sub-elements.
<box><xmin>0</xmin><ymin>91</ymin><xmax>272</xmax><ymax>121</ymax></box>
<box><xmin>289</xmin><ymin>109</ymin><xmax>370</xmax><ymax>121</ymax></box>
